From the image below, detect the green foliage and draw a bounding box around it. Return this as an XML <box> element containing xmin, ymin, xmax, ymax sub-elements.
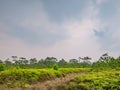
<box><xmin>0</xmin><ymin>68</ymin><xmax>89</xmax><ymax>88</ymax></box>
<box><xmin>79</xmin><ymin>62</ymin><xmax>91</xmax><ymax>68</ymax></box>
<box><xmin>0</xmin><ymin>64</ymin><xmax>6</xmax><ymax>71</ymax></box>
<box><xmin>53</xmin><ymin>64</ymin><xmax>59</xmax><ymax>70</ymax></box>
<box><xmin>64</xmin><ymin>70</ymin><xmax>120</xmax><ymax>90</ymax></box>
<box><xmin>0</xmin><ymin>56</ymin><xmax>93</xmax><ymax>69</ymax></box>
<box><xmin>58</xmin><ymin>59</ymin><xmax>69</xmax><ymax>68</ymax></box>
<box><xmin>92</xmin><ymin>56</ymin><xmax>120</xmax><ymax>71</ymax></box>
<box><xmin>0</xmin><ymin>55</ymin><xmax>120</xmax><ymax>89</ymax></box>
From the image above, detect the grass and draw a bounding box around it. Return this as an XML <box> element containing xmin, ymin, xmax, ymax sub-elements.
<box><xmin>64</xmin><ymin>70</ymin><xmax>120</xmax><ymax>90</ymax></box>
<box><xmin>0</xmin><ymin>68</ymin><xmax>90</xmax><ymax>88</ymax></box>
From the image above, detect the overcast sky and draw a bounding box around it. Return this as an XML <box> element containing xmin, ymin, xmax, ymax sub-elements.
<box><xmin>0</xmin><ymin>0</ymin><xmax>120</xmax><ymax>61</ymax></box>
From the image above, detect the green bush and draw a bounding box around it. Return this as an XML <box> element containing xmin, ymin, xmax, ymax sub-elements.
<box><xmin>64</xmin><ymin>70</ymin><xmax>120</xmax><ymax>90</ymax></box>
<box><xmin>0</xmin><ymin>68</ymin><xmax>89</xmax><ymax>88</ymax></box>
<box><xmin>0</xmin><ymin>64</ymin><xmax>6</xmax><ymax>71</ymax></box>
<box><xmin>53</xmin><ymin>64</ymin><xmax>59</xmax><ymax>70</ymax></box>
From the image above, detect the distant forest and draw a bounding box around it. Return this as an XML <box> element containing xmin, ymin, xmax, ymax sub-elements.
<box><xmin>0</xmin><ymin>53</ymin><xmax>120</xmax><ymax>71</ymax></box>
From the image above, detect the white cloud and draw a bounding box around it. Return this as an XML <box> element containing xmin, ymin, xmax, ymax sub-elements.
<box><xmin>0</xmin><ymin>2</ymin><xmax>102</xmax><ymax>61</ymax></box>
<box><xmin>94</xmin><ymin>1</ymin><xmax>120</xmax><ymax>57</ymax></box>
<box><xmin>51</xmin><ymin>20</ymin><xmax>101</xmax><ymax>60</ymax></box>
<box><xmin>19</xmin><ymin>4</ymin><xmax>59</xmax><ymax>34</ymax></box>
<box><xmin>0</xmin><ymin>0</ymin><xmax>119</xmax><ymax>61</ymax></box>
<box><xmin>38</xmin><ymin>4</ymin><xmax>103</xmax><ymax>61</ymax></box>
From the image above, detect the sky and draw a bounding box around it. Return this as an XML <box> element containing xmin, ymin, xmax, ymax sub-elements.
<box><xmin>0</xmin><ymin>0</ymin><xmax>120</xmax><ymax>61</ymax></box>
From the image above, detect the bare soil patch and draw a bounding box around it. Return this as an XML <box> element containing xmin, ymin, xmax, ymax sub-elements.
<box><xmin>28</xmin><ymin>73</ymin><xmax>80</xmax><ymax>90</ymax></box>
<box><xmin>5</xmin><ymin>73</ymin><xmax>81</xmax><ymax>90</ymax></box>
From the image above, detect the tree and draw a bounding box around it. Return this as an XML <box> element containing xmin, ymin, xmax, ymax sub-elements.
<box><xmin>69</xmin><ymin>59</ymin><xmax>78</xmax><ymax>64</ymax></box>
<box><xmin>30</xmin><ymin>58</ymin><xmax>37</xmax><ymax>65</ymax></box>
<box><xmin>37</xmin><ymin>59</ymin><xmax>46</xmax><ymax>68</ymax></box>
<box><xmin>78</xmin><ymin>56</ymin><xmax>91</xmax><ymax>68</ymax></box>
<box><xmin>83</xmin><ymin>56</ymin><xmax>92</xmax><ymax>64</ymax></box>
<box><xmin>99</xmin><ymin>53</ymin><xmax>111</xmax><ymax>62</ymax></box>
<box><xmin>69</xmin><ymin>59</ymin><xmax>78</xmax><ymax>67</ymax></box>
<box><xmin>0</xmin><ymin>64</ymin><xmax>6</xmax><ymax>71</ymax></box>
<box><xmin>4</xmin><ymin>60</ymin><xmax>12</xmax><ymax>65</ymax></box>
<box><xmin>4</xmin><ymin>59</ymin><xmax>13</xmax><ymax>69</ymax></box>
<box><xmin>53</xmin><ymin>64</ymin><xmax>59</xmax><ymax>70</ymax></box>
<box><xmin>84</xmin><ymin>56</ymin><xmax>91</xmax><ymax>60</ymax></box>
<box><xmin>78</xmin><ymin>57</ymin><xmax>83</xmax><ymax>63</ymax></box>
<box><xmin>11</xmin><ymin>56</ymin><xmax>18</xmax><ymax>65</ymax></box>
<box><xmin>58</xmin><ymin>59</ymin><xmax>69</xmax><ymax>68</ymax></box>
<box><xmin>44</xmin><ymin>57</ymin><xmax>57</xmax><ymax>67</ymax></box>
<box><xmin>0</xmin><ymin>60</ymin><xmax>3</xmax><ymax>64</ymax></box>
<box><xmin>11</xmin><ymin>56</ymin><xmax>17</xmax><ymax>61</ymax></box>
<box><xmin>19</xmin><ymin>57</ymin><xmax>28</xmax><ymax>65</ymax></box>
<box><xmin>78</xmin><ymin>56</ymin><xmax>91</xmax><ymax>63</ymax></box>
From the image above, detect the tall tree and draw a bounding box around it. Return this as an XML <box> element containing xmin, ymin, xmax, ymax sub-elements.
<box><xmin>58</xmin><ymin>59</ymin><xmax>68</xmax><ymax>68</ymax></box>
<box><xmin>44</xmin><ymin>57</ymin><xmax>57</xmax><ymax>67</ymax></box>
<box><xmin>30</xmin><ymin>58</ymin><xmax>37</xmax><ymax>65</ymax></box>
<box><xmin>69</xmin><ymin>59</ymin><xmax>78</xmax><ymax>67</ymax></box>
<box><xmin>11</xmin><ymin>56</ymin><xmax>18</xmax><ymax>65</ymax></box>
<box><xmin>19</xmin><ymin>57</ymin><xmax>28</xmax><ymax>65</ymax></box>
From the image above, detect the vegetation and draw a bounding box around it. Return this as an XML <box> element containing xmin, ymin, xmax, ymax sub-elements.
<box><xmin>0</xmin><ymin>68</ymin><xmax>90</xmax><ymax>88</ymax></box>
<box><xmin>0</xmin><ymin>53</ymin><xmax>120</xmax><ymax>89</ymax></box>
<box><xmin>92</xmin><ymin>53</ymin><xmax>120</xmax><ymax>71</ymax></box>
<box><xmin>62</xmin><ymin>53</ymin><xmax>120</xmax><ymax>90</ymax></box>
<box><xmin>64</xmin><ymin>70</ymin><xmax>120</xmax><ymax>90</ymax></box>
<box><xmin>53</xmin><ymin>64</ymin><xmax>59</xmax><ymax>70</ymax></box>
<box><xmin>0</xmin><ymin>56</ymin><xmax>91</xmax><ymax>88</ymax></box>
<box><xmin>0</xmin><ymin>64</ymin><xmax>6</xmax><ymax>71</ymax></box>
<box><xmin>0</xmin><ymin>56</ymin><xmax>91</xmax><ymax>70</ymax></box>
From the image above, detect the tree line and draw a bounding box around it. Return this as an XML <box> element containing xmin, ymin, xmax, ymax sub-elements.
<box><xmin>92</xmin><ymin>53</ymin><xmax>120</xmax><ymax>70</ymax></box>
<box><xmin>0</xmin><ymin>53</ymin><xmax>120</xmax><ymax>71</ymax></box>
<box><xmin>0</xmin><ymin>56</ymin><xmax>91</xmax><ymax>70</ymax></box>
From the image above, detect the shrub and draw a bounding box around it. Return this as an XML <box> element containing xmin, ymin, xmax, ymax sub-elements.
<box><xmin>53</xmin><ymin>64</ymin><xmax>59</xmax><ymax>70</ymax></box>
<box><xmin>0</xmin><ymin>68</ymin><xmax>89</xmax><ymax>88</ymax></box>
<box><xmin>0</xmin><ymin>64</ymin><xmax>6</xmax><ymax>71</ymax></box>
<box><xmin>64</xmin><ymin>70</ymin><xmax>120</xmax><ymax>90</ymax></box>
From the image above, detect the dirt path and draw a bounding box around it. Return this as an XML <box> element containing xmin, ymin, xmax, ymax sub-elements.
<box><xmin>5</xmin><ymin>73</ymin><xmax>81</xmax><ymax>90</ymax></box>
<box><xmin>28</xmin><ymin>73</ymin><xmax>80</xmax><ymax>90</ymax></box>
<box><xmin>29</xmin><ymin>73</ymin><xmax>80</xmax><ymax>90</ymax></box>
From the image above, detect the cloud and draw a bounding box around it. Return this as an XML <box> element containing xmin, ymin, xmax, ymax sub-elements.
<box><xmin>51</xmin><ymin>20</ymin><xmax>101</xmax><ymax>60</ymax></box>
<box><xmin>0</xmin><ymin>1</ymin><xmax>102</xmax><ymax>61</ymax></box>
<box><xmin>0</xmin><ymin>0</ymin><xmax>67</xmax><ymax>46</ymax></box>
<box><xmin>94</xmin><ymin>1</ymin><xmax>120</xmax><ymax>57</ymax></box>
<box><xmin>95</xmin><ymin>0</ymin><xmax>108</xmax><ymax>5</ymax></box>
<box><xmin>49</xmin><ymin>4</ymin><xmax>103</xmax><ymax>61</ymax></box>
<box><xmin>0</xmin><ymin>0</ymin><xmax>119</xmax><ymax>61</ymax></box>
<box><xmin>0</xmin><ymin>32</ymin><xmax>27</xmax><ymax>59</ymax></box>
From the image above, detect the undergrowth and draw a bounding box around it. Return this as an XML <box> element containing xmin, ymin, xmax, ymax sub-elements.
<box><xmin>64</xmin><ymin>70</ymin><xmax>120</xmax><ymax>90</ymax></box>
<box><xmin>0</xmin><ymin>68</ymin><xmax>90</xmax><ymax>88</ymax></box>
